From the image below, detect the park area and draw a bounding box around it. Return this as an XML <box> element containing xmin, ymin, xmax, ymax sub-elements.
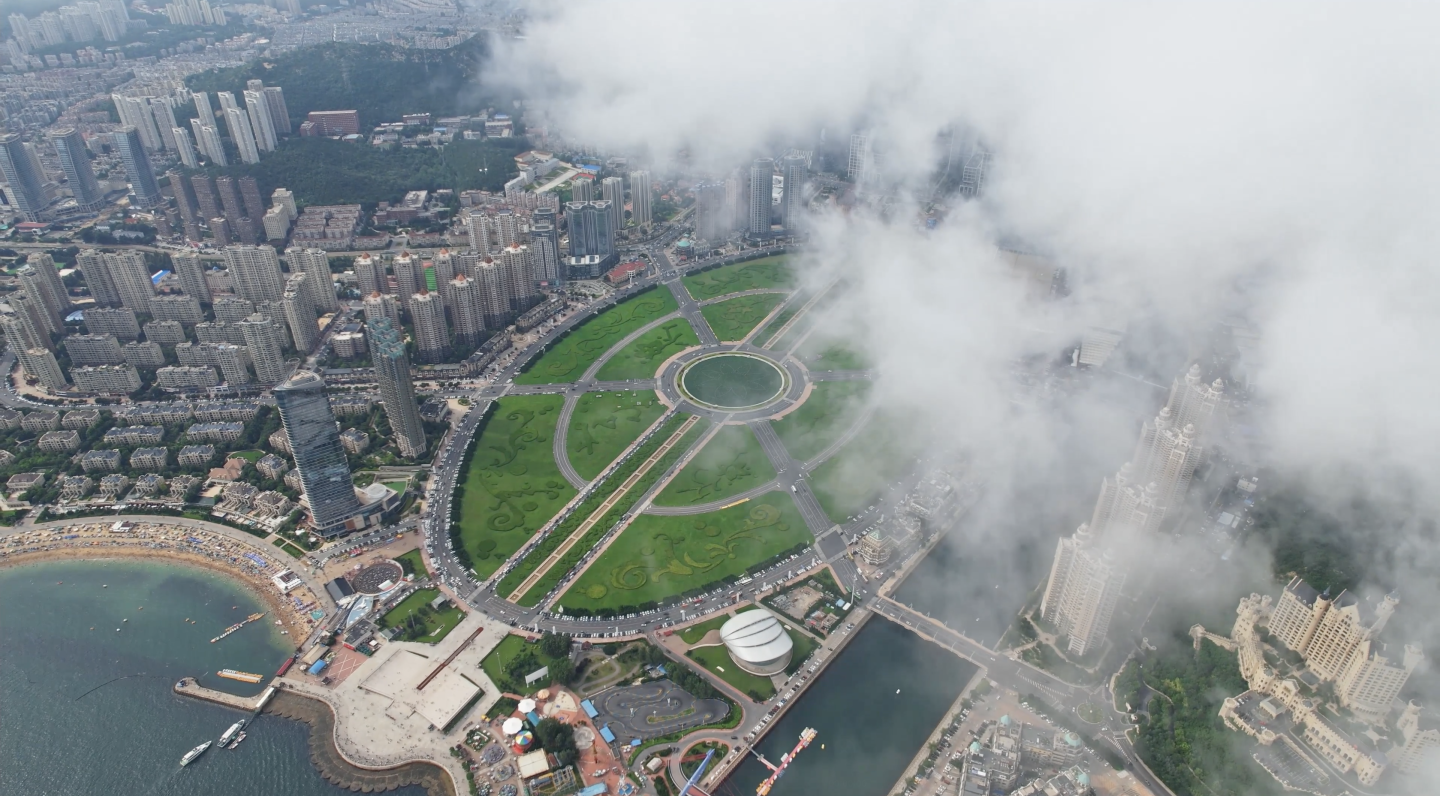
<box><xmin>808</xmin><ymin>414</ymin><xmax>922</xmax><ymax>523</ymax></box>
<box><xmin>394</xmin><ymin>548</ymin><xmax>428</xmax><ymax>578</ymax></box>
<box><xmin>479</xmin><ymin>633</ymin><xmax>574</xmax><ymax>695</ymax></box>
<box><xmin>453</xmin><ymin>395</ymin><xmax>576</xmax><ymax>578</ymax></box>
<box><xmin>516</xmin><ymin>287</ymin><xmax>678</xmax><ymax>384</ymax></box>
<box><xmin>594</xmin><ymin>318</ymin><xmax>699</xmax><ymax>381</ymax></box>
<box><xmin>699</xmin><ymin>293</ymin><xmax>788</xmax><ymax>341</ymax></box>
<box><xmin>771</xmin><ymin>381</ymin><xmax>871</xmax><ymax>462</ymax></box>
<box><xmin>686</xmin><ymin>644</ymin><xmax>777</xmax><ymax>702</ymax></box>
<box><xmin>681</xmin><ymin>256</ymin><xmax>794</xmax><ymax>300</ymax></box>
<box><xmin>653</xmin><ymin>425</ymin><xmax>775</xmax><ymax>507</ymax></box>
<box><xmin>558</xmin><ymin>493</ymin><xmax>813</xmax><ymax>614</ymax></box>
<box><xmin>796</xmin><ymin>337</ymin><xmax>870</xmax><ymax>371</ymax></box>
<box><xmin>377</xmin><ymin>588</ymin><xmax>464</xmax><ymax>643</ymax></box>
<box><xmin>565</xmin><ymin>391</ymin><xmax>667</xmax><ymax>481</ymax></box>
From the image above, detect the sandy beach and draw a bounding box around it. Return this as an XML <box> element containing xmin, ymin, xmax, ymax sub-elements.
<box><xmin>0</xmin><ymin>526</ymin><xmax>320</xmax><ymax>643</ymax></box>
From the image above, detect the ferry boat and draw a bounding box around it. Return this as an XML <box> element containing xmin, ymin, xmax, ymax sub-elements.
<box><xmin>180</xmin><ymin>741</ymin><xmax>212</xmax><ymax>767</ymax></box>
<box><xmin>217</xmin><ymin>669</ymin><xmax>264</xmax><ymax>684</ymax></box>
<box><xmin>219</xmin><ymin>720</ymin><xmax>246</xmax><ymax>746</ymax></box>
<box><xmin>228</xmin><ymin>731</ymin><xmax>247</xmax><ymax>750</ymax></box>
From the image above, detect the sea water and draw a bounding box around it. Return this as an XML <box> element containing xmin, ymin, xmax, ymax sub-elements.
<box><xmin>0</xmin><ymin>558</ymin><xmax>425</xmax><ymax>796</ymax></box>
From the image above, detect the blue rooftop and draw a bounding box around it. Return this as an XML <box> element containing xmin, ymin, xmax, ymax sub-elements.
<box><xmin>580</xmin><ymin>699</ymin><xmax>599</xmax><ymax>718</ymax></box>
<box><xmin>151</xmin><ymin>269</ymin><xmax>170</xmax><ymax>284</ymax></box>
<box><xmin>599</xmin><ymin>724</ymin><xmax>616</xmax><ymax>743</ymax></box>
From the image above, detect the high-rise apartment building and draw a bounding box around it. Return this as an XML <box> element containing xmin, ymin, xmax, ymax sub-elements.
<box><xmin>77</xmin><ymin>250</ymin><xmax>120</xmax><ymax>305</ymax></box>
<box><xmin>630</xmin><ymin>170</ymin><xmax>652</xmax><ymax>228</ymax></box>
<box><xmin>285</xmin><ymin>247</ymin><xmax>338</xmax><ymax>313</ymax></box>
<box><xmin>239</xmin><ymin>177</ymin><xmax>266</xmax><ymax>222</ymax></box>
<box><xmin>362</xmin><ymin>291</ymin><xmax>400</xmax><ymax>327</ymax></box>
<box><xmin>564</xmin><ymin>201</ymin><xmax>616</xmax><ymax>277</ymax></box>
<box><xmin>112</xmin><ymin>95</ymin><xmax>163</xmax><ymax>150</ymax></box>
<box><xmin>449</xmin><ymin>274</ymin><xmax>486</xmax><ymax>346</ymax></box>
<box><xmin>263</xmin><ymin>86</ymin><xmax>291</xmax><ymax>134</ymax></box>
<box><xmin>847</xmin><ymin>131</ymin><xmax>873</xmax><ymax>184</ymax></box>
<box><xmin>16</xmin><ymin>346</ymin><xmax>68</xmax><ymax>391</ymax></box>
<box><xmin>111</xmin><ymin>127</ymin><xmax>162</xmax><ymax>208</ymax></box>
<box><xmin>17</xmin><ymin>270</ymin><xmax>63</xmax><ymax>334</ymax></box>
<box><xmin>408</xmin><ymin>290</ymin><xmax>448</xmax><ymax>363</ymax></box>
<box><xmin>780</xmin><ymin>154</ymin><xmax>807</xmax><ymax>232</ymax></box>
<box><xmin>601</xmin><ymin>176</ymin><xmax>625</xmax><ymax>232</ymax></box>
<box><xmin>104</xmin><ymin>250</ymin><xmax>154</xmax><ymax>313</ymax></box>
<box><xmin>748</xmin><ymin>158</ymin><xmax>774</xmax><ymax>238</ymax></box>
<box><xmin>354</xmin><ymin>253</ymin><xmax>384</xmax><ymax>296</ymax></box>
<box><xmin>274</xmin><ymin>371</ymin><xmax>362</xmax><ymax>536</ymax></box>
<box><xmin>148</xmin><ymin>294</ymin><xmax>203</xmax><ymax>325</ymax></box>
<box><xmin>391</xmin><ymin>251</ymin><xmax>423</xmax><ymax>310</ymax></box>
<box><xmin>224</xmin><ymin>106</ymin><xmax>261</xmax><ymax>165</ymax></box>
<box><xmin>171</xmin><ymin>126</ymin><xmax>199</xmax><ymax>169</ymax></box>
<box><xmin>366</xmin><ymin>317</ymin><xmax>427</xmax><ymax>458</ymax></box>
<box><xmin>82</xmin><ymin>307</ymin><xmax>140</xmax><ymax>341</ymax></box>
<box><xmin>19</xmin><ymin>254</ymin><xmax>71</xmax><ymax>323</ymax></box>
<box><xmin>64</xmin><ymin>334</ymin><xmax>124</xmax><ymax>366</ymax></box>
<box><xmin>572</xmin><ymin>175</ymin><xmax>593</xmax><ymax>202</ymax></box>
<box><xmin>1041</xmin><ymin>365</ymin><xmax>1226</xmax><ymax>656</ymax></box>
<box><xmin>1039</xmin><ymin>526</ymin><xmax>1125</xmax><ymax>656</ymax></box>
<box><xmin>0</xmin><ymin>133</ymin><xmax>49</xmax><ymax>221</ymax></box>
<box><xmin>223</xmin><ymin>245</ymin><xmax>285</xmax><ymax>303</ymax></box>
<box><xmin>693</xmin><ymin>181</ymin><xmax>729</xmax><ymax>243</ymax></box>
<box><xmin>283</xmin><ymin>274</ymin><xmax>318</xmax><ymax>353</ymax></box>
<box><xmin>9</xmin><ymin>290</ymin><xmax>57</xmax><ymax>343</ymax></box>
<box><xmin>498</xmin><ymin>244</ymin><xmax>537</xmax><ymax>314</ymax></box>
<box><xmin>238</xmin><ymin>313</ymin><xmax>285</xmax><ymax>383</ymax></box>
<box><xmin>529</xmin><ymin>207</ymin><xmax>562</xmax><ymax>286</ymax></box>
<box><xmin>172</xmin><ymin>251</ymin><xmax>212</xmax><ymax>303</ymax></box>
<box><xmin>1337</xmin><ymin>641</ymin><xmax>1424</xmax><ymax>723</ymax></box>
<box><xmin>469</xmin><ymin>257</ymin><xmax>511</xmax><ymax>330</ymax></box>
<box><xmin>48</xmin><ymin>128</ymin><xmax>105</xmax><ymax>211</ymax></box>
<box><xmin>243</xmin><ymin>90</ymin><xmax>278</xmax><ymax>151</ymax></box>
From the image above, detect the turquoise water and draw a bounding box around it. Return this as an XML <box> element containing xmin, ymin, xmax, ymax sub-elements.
<box><xmin>0</xmin><ymin>559</ymin><xmax>425</xmax><ymax>796</ymax></box>
<box><xmin>724</xmin><ymin>619</ymin><xmax>977</xmax><ymax>796</ymax></box>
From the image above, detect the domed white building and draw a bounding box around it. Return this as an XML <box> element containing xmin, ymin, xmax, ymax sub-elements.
<box><xmin>719</xmin><ymin>609</ymin><xmax>793</xmax><ymax>676</ymax></box>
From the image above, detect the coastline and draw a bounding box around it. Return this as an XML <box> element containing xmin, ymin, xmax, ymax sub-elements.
<box><xmin>0</xmin><ymin>543</ymin><xmax>314</xmax><ymax>643</ymax></box>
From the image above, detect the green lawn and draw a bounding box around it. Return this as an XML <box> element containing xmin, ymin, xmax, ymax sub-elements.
<box><xmin>515</xmin><ymin>418</ymin><xmax>705</xmax><ymax>607</ymax></box>
<box><xmin>480</xmin><ymin>633</ymin><xmax>570</xmax><ymax>695</ymax></box>
<box><xmin>687</xmin><ymin>644</ymin><xmax>776</xmax><ymax>702</ymax></box>
<box><xmin>271</xmin><ymin>538</ymin><xmax>304</xmax><ymax>558</ymax></box>
<box><xmin>377</xmin><ymin>587</ymin><xmax>465</xmax><ymax>643</ymax></box>
<box><xmin>231</xmin><ymin>449</ymin><xmax>263</xmax><ymax>462</ymax></box>
<box><xmin>395</xmin><ymin>548</ymin><xmax>429</xmax><ymax>578</ymax></box>
<box><xmin>782</xmin><ymin>623</ymin><xmax>819</xmax><ymax>675</ymax></box>
<box><xmin>595</xmin><ymin>318</ymin><xmax>698</xmax><ymax>381</ymax></box>
<box><xmin>796</xmin><ymin>338</ymin><xmax>870</xmax><ymax>371</ymax></box>
<box><xmin>754</xmin><ymin>305</ymin><xmax>799</xmax><ymax>346</ymax></box>
<box><xmin>566</xmin><ymin>391</ymin><xmax>668</xmax><ymax>481</ymax></box>
<box><xmin>682</xmin><ymin>256</ymin><xmax>794</xmax><ymax>300</ymax></box>
<box><xmin>678</xmin><ymin>612</ymin><xmax>733</xmax><ymax>646</ymax></box>
<box><xmin>807</xmin><ymin>415</ymin><xmax>921</xmax><ymax>524</ymax></box>
<box><xmin>653</xmin><ymin>425</ymin><xmax>776</xmax><ymax>507</ymax></box>
<box><xmin>699</xmin><ymin>293</ymin><xmax>788</xmax><ymax>341</ymax></box>
<box><xmin>383</xmin><ymin>480</ymin><xmax>408</xmax><ymax>495</ymax></box>
<box><xmin>516</xmin><ymin>288</ymin><xmax>678</xmax><ymax>384</ymax></box>
<box><xmin>771</xmin><ymin>381</ymin><xmax>872</xmax><ymax>462</ymax></box>
<box><xmin>454</xmin><ymin>395</ymin><xmax>576</xmax><ymax>578</ymax></box>
<box><xmin>558</xmin><ymin>493</ymin><xmax>813</xmax><ymax>613</ymax></box>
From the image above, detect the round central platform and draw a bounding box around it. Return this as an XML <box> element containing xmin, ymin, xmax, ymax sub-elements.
<box><xmin>679</xmin><ymin>353</ymin><xmax>787</xmax><ymax>410</ymax></box>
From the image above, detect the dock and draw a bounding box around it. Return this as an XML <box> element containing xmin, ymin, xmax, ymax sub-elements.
<box><xmin>173</xmin><ymin>677</ymin><xmax>275</xmax><ymax>712</ymax></box>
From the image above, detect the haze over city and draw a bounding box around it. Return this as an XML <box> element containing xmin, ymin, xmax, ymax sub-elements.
<box><xmin>1</xmin><ymin>2</ymin><xmax>1438</xmax><ymax>795</ymax></box>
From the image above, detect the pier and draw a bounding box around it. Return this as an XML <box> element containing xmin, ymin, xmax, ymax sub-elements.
<box><xmin>173</xmin><ymin>677</ymin><xmax>273</xmax><ymax>712</ymax></box>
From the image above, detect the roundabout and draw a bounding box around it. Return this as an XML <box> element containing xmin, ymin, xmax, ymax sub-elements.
<box><xmin>679</xmin><ymin>353</ymin><xmax>788</xmax><ymax>411</ymax></box>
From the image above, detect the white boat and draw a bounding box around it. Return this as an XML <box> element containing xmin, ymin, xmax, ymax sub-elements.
<box><xmin>219</xmin><ymin>720</ymin><xmax>246</xmax><ymax>746</ymax></box>
<box><xmin>180</xmin><ymin>741</ymin><xmax>212</xmax><ymax>767</ymax></box>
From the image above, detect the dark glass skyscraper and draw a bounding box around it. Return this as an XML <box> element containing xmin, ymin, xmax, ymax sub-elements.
<box><xmin>366</xmin><ymin>317</ymin><xmax>427</xmax><ymax>459</ymax></box>
<box><xmin>0</xmin><ymin>132</ymin><xmax>48</xmax><ymax>221</ymax></box>
<box><xmin>110</xmin><ymin>126</ymin><xmax>162</xmax><ymax>208</ymax></box>
<box><xmin>274</xmin><ymin>370</ymin><xmax>361</xmax><ymax>535</ymax></box>
<box><xmin>48</xmin><ymin>128</ymin><xmax>105</xmax><ymax>212</ymax></box>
